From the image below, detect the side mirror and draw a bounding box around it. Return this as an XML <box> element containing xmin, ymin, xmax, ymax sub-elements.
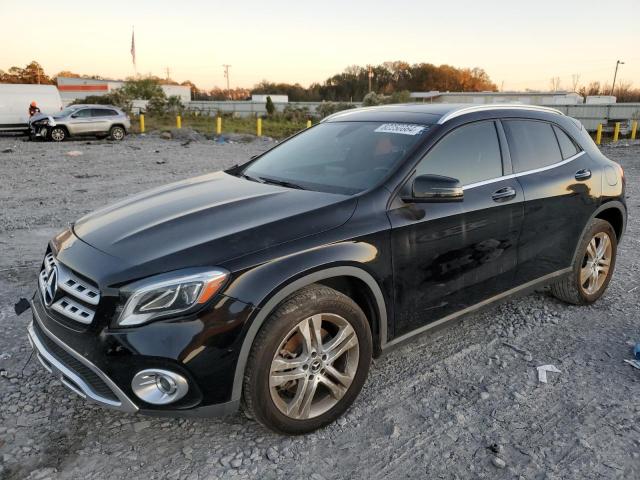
<box><xmin>410</xmin><ymin>174</ymin><xmax>463</xmax><ymax>202</ymax></box>
<box><xmin>70</xmin><ymin>114</ymin><xmax>78</xmax><ymax>118</ymax></box>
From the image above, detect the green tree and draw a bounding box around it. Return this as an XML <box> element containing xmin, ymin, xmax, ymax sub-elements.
<box><xmin>121</xmin><ymin>77</ymin><xmax>166</xmax><ymax>100</ymax></box>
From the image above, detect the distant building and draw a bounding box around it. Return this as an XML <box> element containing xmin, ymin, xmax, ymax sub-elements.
<box><xmin>251</xmin><ymin>94</ymin><xmax>288</xmax><ymax>103</ymax></box>
<box><xmin>56</xmin><ymin>76</ymin><xmax>191</xmax><ymax>104</ymax></box>
<box><xmin>410</xmin><ymin>91</ymin><xmax>583</xmax><ymax>105</ymax></box>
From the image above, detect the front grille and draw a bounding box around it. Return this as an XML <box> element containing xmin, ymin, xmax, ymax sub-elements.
<box><xmin>32</xmin><ymin>319</ymin><xmax>118</xmax><ymax>402</ymax></box>
<box><xmin>39</xmin><ymin>253</ymin><xmax>100</xmax><ymax>325</ymax></box>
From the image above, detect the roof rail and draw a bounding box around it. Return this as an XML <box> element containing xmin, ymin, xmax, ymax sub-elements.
<box><xmin>437</xmin><ymin>104</ymin><xmax>564</xmax><ymax>124</ymax></box>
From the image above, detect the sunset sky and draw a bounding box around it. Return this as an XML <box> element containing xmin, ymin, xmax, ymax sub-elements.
<box><xmin>1</xmin><ymin>0</ymin><xmax>638</xmax><ymax>92</ymax></box>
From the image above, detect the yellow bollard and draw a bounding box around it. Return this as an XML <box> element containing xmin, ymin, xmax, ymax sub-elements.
<box><xmin>306</xmin><ymin>120</ymin><xmax>312</xmax><ymax>128</ymax></box>
<box><xmin>595</xmin><ymin>124</ymin><xmax>602</xmax><ymax>145</ymax></box>
<box><xmin>139</xmin><ymin>114</ymin><xmax>145</xmax><ymax>133</ymax></box>
<box><xmin>631</xmin><ymin>120</ymin><xmax>638</xmax><ymax>140</ymax></box>
<box><xmin>216</xmin><ymin>117</ymin><xmax>222</xmax><ymax>135</ymax></box>
<box><xmin>257</xmin><ymin>117</ymin><xmax>262</xmax><ymax>137</ymax></box>
<box><xmin>613</xmin><ymin>122</ymin><xmax>620</xmax><ymax>142</ymax></box>
<box><xmin>176</xmin><ymin>115</ymin><xmax>182</xmax><ymax>129</ymax></box>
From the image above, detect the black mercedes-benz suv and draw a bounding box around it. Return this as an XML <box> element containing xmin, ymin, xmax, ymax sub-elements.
<box><xmin>28</xmin><ymin>104</ymin><xmax>626</xmax><ymax>434</ymax></box>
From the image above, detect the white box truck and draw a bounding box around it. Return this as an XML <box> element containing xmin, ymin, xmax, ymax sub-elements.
<box><xmin>0</xmin><ymin>84</ymin><xmax>62</xmax><ymax>132</ymax></box>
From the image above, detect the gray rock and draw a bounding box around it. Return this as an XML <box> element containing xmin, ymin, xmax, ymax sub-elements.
<box><xmin>266</xmin><ymin>447</ymin><xmax>279</xmax><ymax>462</ymax></box>
<box><xmin>492</xmin><ymin>457</ymin><xmax>506</xmax><ymax>469</ymax></box>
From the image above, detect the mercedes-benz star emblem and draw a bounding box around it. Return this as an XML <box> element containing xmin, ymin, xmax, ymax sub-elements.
<box><xmin>43</xmin><ymin>266</ymin><xmax>58</xmax><ymax>306</ymax></box>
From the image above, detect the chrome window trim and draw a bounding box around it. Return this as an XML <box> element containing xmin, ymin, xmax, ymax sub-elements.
<box><xmin>438</xmin><ymin>104</ymin><xmax>564</xmax><ymax>125</ymax></box>
<box><xmin>28</xmin><ymin>304</ymin><xmax>139</xmax><ymax>413</ymax></box>
<box><xmin>462</xmin><ymin>150</ymin><xmax>585</xmax><ymax>190</ymax></box>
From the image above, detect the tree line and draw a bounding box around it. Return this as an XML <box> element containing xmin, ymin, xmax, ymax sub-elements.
<box><xmin>3</xmin><ymin>60</ymin><xmax>640</xmax><ymax>103</ymax></box>
<box><xmin>0</xmin><ymin>60</ymin><xmax>497</xmax><ymax>102</ymax></box>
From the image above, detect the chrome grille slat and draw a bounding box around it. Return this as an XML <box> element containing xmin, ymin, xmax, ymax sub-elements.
<box><xmin>39</xmin><ymin>253</ymin><xmax>100</xmax><ymax>325</ymax></box>
<box><xmin>56</xmin><ymin>266</ymin><xmax>100</xmax><ymax>305</ymax></box>
<box><xmin>51</xmin><ymin>296</ymin><xmax>95</xmax><ymax>324</ymax></box>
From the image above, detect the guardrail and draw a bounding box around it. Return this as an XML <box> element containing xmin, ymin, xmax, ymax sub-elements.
<box><xmin>184</xmin><ymin>101</ymin><xmax>640</xmax><ymax>134</ymax></box>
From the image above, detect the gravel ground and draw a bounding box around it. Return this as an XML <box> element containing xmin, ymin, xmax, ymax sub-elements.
<box><xmin>0</xmin><ymin>133</ymin><xmax>638</xmax><ymax>480</ymax></box>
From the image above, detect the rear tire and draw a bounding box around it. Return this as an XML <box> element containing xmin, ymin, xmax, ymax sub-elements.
<box><xmin>49</xmin><ymin>127</ymin><xmax>66</xmax><ymax>142</ymax></box>
<box><xmin>242</xmin><ymin>284</ymin><xmax>372</xmax><ymax>435</ymax></box>
<box><xmin>550</xmin><ymin>218</ymin><xmax>617</xmax><ymax>305</ymax></box>
<box><xmin>109</xmin><ymin>126</ymin><xmax>126</xmax><ymax>141</ymax></box>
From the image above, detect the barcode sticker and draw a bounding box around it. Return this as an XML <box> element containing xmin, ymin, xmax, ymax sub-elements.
<box><xmin>374</xmin><ymin>123</ymin><xmax>427</xmax><ymax>136</ymax></box>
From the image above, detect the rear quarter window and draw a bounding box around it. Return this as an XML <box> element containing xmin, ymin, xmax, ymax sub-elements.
<box><xmin>553</xmin><ymin>125</ymin><xmax>579</xmax><ymax>159</ymax></box>
<box><xmin>503</xmin><ymin>120</ymin><xmax>563</xmax><ymax>173</ymax></box>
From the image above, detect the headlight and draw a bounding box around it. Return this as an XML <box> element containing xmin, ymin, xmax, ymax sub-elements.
<box><xmin>115</xmin><ymin>268</ymin><xmax>228</xmax><ymax>327</ymax></box>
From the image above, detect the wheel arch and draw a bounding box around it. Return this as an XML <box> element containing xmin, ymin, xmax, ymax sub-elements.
<box><xmin>110</xmin><ymin>123</ymin><xmax>127</xmax><ymax>134</ymax></box>
<box><xmin>571</xmin><ymin>200</ymin><xmax>627</xmax><ymax>265</ymax></box>
<box><xmin>229</xmin><ymin>265</ymin><xmax>388</xmax><ymax>403</ymax></box>
<box><xmin>595</xmin><ymin>204</ymin><xmax>625</xmax><ymax>241</ymax></box>
<box><xmin>50</xmin><ymin>124</ymin><xmax>69</xmax><ymax>138</ymax></box>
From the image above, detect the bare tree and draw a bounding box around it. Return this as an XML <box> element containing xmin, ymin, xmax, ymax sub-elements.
<box><xmin>550</xmin><ymin>77</ymin><xmax>561</xmax><ymax>92</ymax></box>
<box><xmin>571</xmin><ymin>74</ymin><xmax>580</xmax><ymax>93</ymax></box>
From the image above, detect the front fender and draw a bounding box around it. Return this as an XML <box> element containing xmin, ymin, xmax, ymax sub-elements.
<box><xmin>223</xmin><ymin>241</ymin><xmax>390</xmax><ymax>403</ymax></box>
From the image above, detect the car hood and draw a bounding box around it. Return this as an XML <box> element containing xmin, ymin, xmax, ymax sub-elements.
<box><xmin>73</xmin><ymin>171</ymin><xmax>357</xmax><ymax>274</ymax></box>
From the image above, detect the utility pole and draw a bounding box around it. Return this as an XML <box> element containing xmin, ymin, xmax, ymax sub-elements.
<box><xmin>367</xmin><ymin>65</ymin><xmax>373</xmax><ymax>93</ymax></box>
<box><xmin>222</xmin><ymin>64</ymin><xmax>231</xmax><ymax>99</ymax></box>
<box><xmin>610</xmin><ymin>60</ymin><xmax>624</xmax><ymax>96</ymax></box>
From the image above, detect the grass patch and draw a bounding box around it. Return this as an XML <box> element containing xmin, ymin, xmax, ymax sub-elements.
<box><xmin>131</xmin><ymin>114</ymin><xmax>310</xmax><ymax>139</ymax></box>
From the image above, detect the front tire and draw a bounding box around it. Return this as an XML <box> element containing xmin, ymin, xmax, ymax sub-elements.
<box><xmin>49</xmin><ymin>127</ymin><xmax>66</xmax><ymax>142</ymax></box>
<box><xmin>243</xmin><ymin>284</ymin><xmax>372</xmax><ymax>434</ymax></box>
<box><xmin>550</xmin><ymin>218</ymin><xmax>617</xmax><ymax>305</ymax></box>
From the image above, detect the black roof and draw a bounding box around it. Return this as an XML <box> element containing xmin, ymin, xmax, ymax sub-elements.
<box><xmin>323</xmin><ymin>103</ymin><xmax>564</xmax><ymax>125</ymax></box>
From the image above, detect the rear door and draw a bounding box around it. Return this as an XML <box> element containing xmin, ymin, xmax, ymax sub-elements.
<box><xmin>87</xmin><ymin>108</ymin><xmax>113</xmax><ymax>133</ymax></box>
<box><xmin>502</xmin><ymin>119</ymin><xmax>597</xmax><ymax>284</ymax></box>
<box><xmin>388</xmin><ymin>120</ymin><xmax>524</xmax><ymax>337</ymax></box>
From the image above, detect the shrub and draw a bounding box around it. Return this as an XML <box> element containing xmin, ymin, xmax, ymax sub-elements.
<box><xmin>316</xmin><ymin>101</ymin><xmax>356</xmax><ymax>118</ymax></box>
<box><xmin>265</xmin><ymin>96</ymin><xmax>275</xmax><ymax>115</ymax></box>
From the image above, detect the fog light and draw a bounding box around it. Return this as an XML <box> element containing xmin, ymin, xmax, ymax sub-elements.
<box><xmin>131</xmin><ymin>369</ymin><xmax>188</xmax><ymax>405</ymax></box>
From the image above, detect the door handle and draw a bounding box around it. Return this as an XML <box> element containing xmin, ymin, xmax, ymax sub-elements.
<box><xmin>575</xmin><ymin>169</ymin><xmax>592</xmax><ymax>180</ymax></box>
<box><xmin>491</xmin><ymin>186</ymin><xmax>517</xmax><ymax>202</ymax></box>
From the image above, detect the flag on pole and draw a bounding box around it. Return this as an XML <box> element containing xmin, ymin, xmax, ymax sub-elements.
<box><xmin>130</xmin><ymin>28</ymin><xmax>136</xmax><ymax>68</ymax></box>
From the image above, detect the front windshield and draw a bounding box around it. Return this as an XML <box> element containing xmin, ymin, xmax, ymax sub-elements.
<box><xmin>54</xmin><ymin>106</ymin><xmax>81</xmax><ymax>118</ymax></box>
<box><xmin>243</xmin><ymin>121</ymin><xmax>430</xmax><ymax>194</ymax></box>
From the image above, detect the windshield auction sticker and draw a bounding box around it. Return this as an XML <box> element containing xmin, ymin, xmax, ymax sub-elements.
<box><xmin>374</xmin><ymin>123</ymin><xmax>427</xmax><ymax>135</ymax></box>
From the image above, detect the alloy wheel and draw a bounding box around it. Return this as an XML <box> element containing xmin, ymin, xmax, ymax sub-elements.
<box><xmin>111</xmin><ymin>127</ymin><xmax>125</xmax><ymax>140</ymax></box>
<box><xmin>269</xmin><ymin>313</ymin><xmax>359</xmax><ymax>420</ymax></box>
<box><xmin>50</xmin><ymin>128</ymin><xmax>65</xmax><ymax>142</ymax></box>
<box><xmin>580</xmin><ymin>231</ymin><xmax>612</xmax><ymax>295</ymax></box>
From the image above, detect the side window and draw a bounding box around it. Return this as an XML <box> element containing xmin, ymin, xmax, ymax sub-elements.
<box><xmin>503</xmin><ymin>120</ymin><xmax>563</xmax><ymax>173</ymax></box>
<box><xmin>553</xmin><ymin>125</ymin><xmax>579</xmax><ymax>159</ymax></box>
<box><xmin>74</xmin><ymin>109</ymin><xmax>91</xmax><ymax>118</ymax></box>
<box><xmin>415</xmin><ymin>121</ymin><xmax>503</xmax><ymax>185</ymax></box>
<box><xmin>91</xmin><ymin>109</ymin><xmax>111</xmax><ymax>117</ymax></box>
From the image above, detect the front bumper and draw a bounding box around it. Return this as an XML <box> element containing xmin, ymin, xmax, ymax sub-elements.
<box><xmin>27</xmin><ymin>304</ymin><xmax>138</xmax><ymax>413</ymax></box>
<box><xmin>28</xmin><ymin>290</ymin><xmax>252</xmax><ymax>417</ymax></box>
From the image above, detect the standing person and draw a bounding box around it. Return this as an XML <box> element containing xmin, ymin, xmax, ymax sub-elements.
<box><xmin>28</xmin><ymin>101</ymin><xmax>41</xmax><ymax>117</ymax></box>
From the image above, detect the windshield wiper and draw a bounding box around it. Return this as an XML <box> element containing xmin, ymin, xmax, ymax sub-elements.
<box><xmin>258</xmin><ymin>177</ymin><xmax>307</xmax><ymax>190</ymax></box>
<box><xmin>240</xmin><ymin>173</ymin><xmax>265</xmax><ymax>183</ymax></box>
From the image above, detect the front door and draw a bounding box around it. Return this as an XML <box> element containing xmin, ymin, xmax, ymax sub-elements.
<box><xmin>67</xmin><ymin>108</ymin><xmax>95</xmax><ymax>134</ymax></box>
<box><xmin>388</xmin><ymin>120</ymin><xmax>524</xmax><ymax>338</ymax></box>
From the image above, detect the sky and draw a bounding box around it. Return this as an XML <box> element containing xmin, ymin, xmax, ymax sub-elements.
<box><xmin>1</xmin><ymin>0</ymin><xmax>639</xmax><ymax>92</ymax></box>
